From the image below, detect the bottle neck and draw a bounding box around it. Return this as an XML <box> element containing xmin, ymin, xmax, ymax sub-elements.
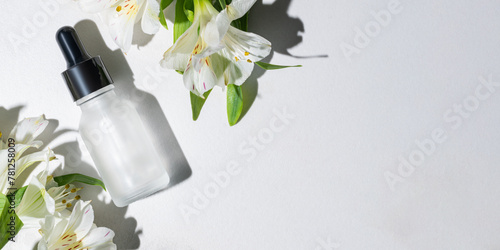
<box><xmin>76</xmin><ymin>84</ymin><xmax>115</xmax><ymax>106</ymax></box>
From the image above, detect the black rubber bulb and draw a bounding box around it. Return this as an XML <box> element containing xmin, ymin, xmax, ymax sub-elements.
<box><xmin>56</xmin><ymin>25</ymin><xmax>113</xmax><ymax>101</ymax></box>
<box><xmin>56</xmin><ymin>26</ymin><xmax>92</xmax><ymax>68</ymax></box>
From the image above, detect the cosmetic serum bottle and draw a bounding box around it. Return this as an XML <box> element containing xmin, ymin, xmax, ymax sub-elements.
<box><xmin>56</xmin><ymin>26</ymin><xmax>170</xmax><ymax>207</ymax></box>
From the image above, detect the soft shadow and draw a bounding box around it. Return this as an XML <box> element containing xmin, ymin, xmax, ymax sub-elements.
<box><xmin>74</xmin><ymin>20</ymin><xmax>192</xmax><ymax>189</ymax></box>
<box><xmin>132</xmin><ymin>22</ymin><xmax>155</xmax><ymax>50</ymax></box>
<box><xmin>250</xmin><ymin>0</ymin><xmax>326</xmax><ymax>58</ymax></box>
<box><xmin>239</xmin><ymin>0</ymin><xmax>327</xmax><ymax>122</ymax></box>
<box><xmin>36</xmin><ymin>119</ymin><xmax>74</xmax><ymax>148</ymax></box>
<box><xmin>0</xmin><ymin>106</ymin><xmax>23</xmax><ymax>134</ymax></box>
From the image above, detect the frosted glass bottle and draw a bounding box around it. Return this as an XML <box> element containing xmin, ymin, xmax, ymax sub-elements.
<box><xmin>78</xmin><ymin>86</ymin><xmax>170</xmax><ymax>207</ymax></box>
<box><xmin>56</xmin><ymin>26</ymin><xmax>169</xmax><ymax>207</ymax></box>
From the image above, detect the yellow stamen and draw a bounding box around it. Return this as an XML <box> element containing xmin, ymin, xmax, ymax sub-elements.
<box><xmin>75</xmin><ymin>195</ymin><xmax>81</xmax><ymax>200</ymax></box>
<box><xmin>245</xmin><ymin>52</ymin><xmax>250</xmax><ymax>56</ymax></box>
<box><xmin>71</xmin><ymin>188</ymin><xmax>77</xmax><ymax>193</ymax></box>
<box><xmin>247</xmin><ymin>59</ymin><xmax>252</xmax><ymax>63</ymax></box>
<box><xmin>235</xmin><ymin>57</ymin><xmax>239</xmax><ymax>62</ymax></box>
<box><xmin>65</xmin><ymin>184</ymin><xmax>70</xmax><ymax>189</ymax></box>
<box><xmin>116</xmin><ymin>6</ymin><xmax>122</xmax><ymax>12</ymax></box>
<box><xmin>66</xmin><ymin>203</ymin><xmax>72</xmax><ymax>208</ymax></box>
<box><xmin>62</xmin><ymin>199</ymin><xmax>67</xmax><ymax>204</ymax></box>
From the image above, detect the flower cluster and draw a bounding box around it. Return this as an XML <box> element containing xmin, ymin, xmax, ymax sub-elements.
<box><xmin>160</xmin><ymin>0</ymin><xmax>271</xmax><ymax>97</ymax></box>
<box><xmin>0</xmin><ymin>116</ymin><xmax>116</xmax><ymax>250</ymax></box>
<box><xmin>75</xmin><ymin>0</ymin><xmax>299</xmax><ymax>125</ymax></box>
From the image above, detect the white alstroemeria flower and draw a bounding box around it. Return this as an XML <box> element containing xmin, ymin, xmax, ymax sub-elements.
<box><xmin>15</xmin><ymin>150</ymin><xmax>57</xmax><ymax>228</ymax></box>
<box><xmin>77</xmin><ymin>0</ymin><xmax>161</xmax><ymax>52</ymax></box>
<box><xmin>15</xmin><ymin>150</ymin><xmax>84</xmax><ymax>228</ymax></box>
<box><xmin>45</xmin><ymin>175</ymin><xmax>83</xmax><ymax>212</ymax></box>
<box><xmin>160</xmin><ymin>0</ymin><xmax>271</xmax><ymax>97</ymax></box>
<box><xmin>38</xmin><ymin>201</ymin><xmax>116</xmax><ymax>250</ymax></box>
<box><xmin>0</xmin><ymin>115</ymin><xmax>53</xmax><ymax>194</ymax></box>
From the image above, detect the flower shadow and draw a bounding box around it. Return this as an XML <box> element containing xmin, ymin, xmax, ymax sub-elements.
<box><xmin>250</xmin><ymin>0</ymin><xmax>303</xmax><ymax>57</ymax></box>
<box><xmin>250</xmin><ymin>0</ymin><xmax>327</xmax><ymax>59</ymax></box>
<box><xmin>132</xmin><ymin>22</ymin><xmax>155</xmax><ymax>50</ymax></box>
<box><xmin>240</xmin><ymin>0</ymin><xmax>325</xmax><ymax>122</ymax></box>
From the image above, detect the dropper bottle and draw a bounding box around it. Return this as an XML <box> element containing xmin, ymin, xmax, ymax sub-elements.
<box><xmin>56</xmin><ymin>26</ymin><xmax>170</xmax><ymax>207</ymax></box>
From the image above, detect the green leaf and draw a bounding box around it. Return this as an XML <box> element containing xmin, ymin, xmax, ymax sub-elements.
<box><xmin>255</xmin><ymin>61</ymin><xmax>302</xmax><ymax>70</ymax></box>
<box><xmin>0</xmin><ymin>193</ymin><xmax>23</xmax><ymax>248</ymax></box>
<box><xmin>191</xmin><ymin>90</ymin><xmax>212</xmax><ymax>121</ymax></box>
<box><xmin>231</xmin><ymin>12</ymin><xmax>248</xmax><ymax>32</ymax></box>
<box><xmin>174</xmin><ymin>0</ymin><xmax>193</xmax><ymax>43</ymax></box>
<box><xmin>227</xmin><ymin>84</ymin><xmax>243</xmax><ymax>126</ymax></box>
<box><xmin>218</xmin><ymin>0</ymin><xmax>227</xmax><ymax>9</ymax></box>
<box><xmin>53</xmin><ymin>174</ymin><xmax>106</xmax><ymax>191</ymax></box>
<box><xmin>159</xmin><ymin>0</ymin><xmax>175</xmax><ymax>29</ymax></box>
<box><xmin>183</xmin><ymin>0</ymin><xmax>194</xmax><ymax>23</ymax></box>
<box><xmin>14</xmin><ymin>186</ymin><xmax>27</xmax><ymax>208</ymax></box>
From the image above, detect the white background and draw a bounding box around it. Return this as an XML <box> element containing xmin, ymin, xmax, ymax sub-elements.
<box><xmin>2</xmin><ymin>0</ymin><xmax>500</xmax><ymax>249</ymax></box>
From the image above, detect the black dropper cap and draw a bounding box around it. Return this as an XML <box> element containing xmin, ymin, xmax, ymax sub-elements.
<box><xmin>56</xmin><ymin>26</ymin><xmax>113</xmax><ymax>101</ymax></box>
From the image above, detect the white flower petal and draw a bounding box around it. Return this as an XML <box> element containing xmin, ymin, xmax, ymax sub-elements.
<box><xmin>203</xmin><ymin>17</ymin><xmax>224</xmax><ymax>47</ymax></box>
<box><xmin>64</xmin><ymin>200</ymin><xmax>94</xmax><ymax>241</ymax></box>
<box><xmin>78</xmin><ymin>0</ymin><xmax>123</xmax><ymax>13</ymax></box>
<box><xmin>16</xmin><ymin>176</ymin><xmax>56</xmax><ymax>228</ymax></box>
<box><xmin>38</xmin><ymin>202</ymin><xmax>116</xmax><ymax>249</ymax></box>
<box><xmin>141</xmin><ymin>0</ymin><xmax>161</xmax><ymax>34</ymax></box>
<box><xmin>45</xmin><ymin>217</ymin><xmax>70</xmax><ymax>247</ymax></box>
<box><xmin>13</xmin><ymin>141</ymin><xmax>44</xmax><ymax>160</ymax></box>
<box><xmin>219</xmin><ymin>48</ymin><xmax>254</xmax><ymax>86</ymax></box>
<box><xmin>225</xmin><ymin>26</ymin><xmax>272</xmax><ymax>62</ymax></box>
<box><xmin>183</xmin><ymin>61</ymin><xmax>202</xmax><ymax>96</ymax></box>
<box><xmin>227</xmin><ymin>0</ymin><xmax>257</xmax><ymax>20</ymax></box>
<box><xmin>160</xmin><ymin>21</ymin><xmax>200</xmax><ymax>71</ymax></box>
<box><xmin>14</xmin><ymin>148</ymin><xmax>55</xmax><ymax>180</ymax></box>
<box><xmin>228</xmin><ymin>59</ymin><xmax>254</xmax><ymax>86</ymax></box>
<box><xmin>161</xmin><ymin>0</ymin><xmax>273</xmax><ymax>96</ymax></box>
<box><xmin>209</xmin><ymin>52</ymin><xmax>230</xmax><ymax>87</ymax></box>
<box><xmin>207</xmin><ymin>0</ymin><xmax>257</xmax><ymax>46</ymax></box>
<box><xmin>82</xmin><ymin>226</ymin><xmax>116</xmax><ymax>248</ymax></box>
<box><xmin>39</xmin><ymin>215</ymin><xmax>55</xmax><ymax>242</ymax></box>
<box><xmin>193</xmin><ymin>40</ymin><xmax>224</xmax><ymax>63</ymax></box>
<box><xmin>102</xmin><ymin>0</ymin><xmax>142</xmax><ymax>52</ymax></box>
<box><xmin>90</xmin><ymin>242</ymin><xmax>118</xmax><ymax>250</ymax></box>
<box><xmin>8</xmin><ymin>115</ymin><xmax>49</xmax><ymax>145</ymax></box>
<box><xmin>37</xmin><ymin>240</ymin><xmax>49</xmax><ymax>250</ymax></box>
<box><xmin>196</xmin><ymin>62</ymin><xmax>218</xmax><ymax>95</ymax></box>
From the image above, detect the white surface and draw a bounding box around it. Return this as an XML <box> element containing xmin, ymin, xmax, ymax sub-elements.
<box><xmin>2</xmin><ymin>0</ymin><xmax>500</xmax><ymax>249</ymax></box>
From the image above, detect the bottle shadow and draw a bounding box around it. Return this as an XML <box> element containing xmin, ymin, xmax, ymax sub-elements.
<box><xmin>74</xmin><ymin>20</ymin><xmax>192</xmax><ymax>189</ymax></box>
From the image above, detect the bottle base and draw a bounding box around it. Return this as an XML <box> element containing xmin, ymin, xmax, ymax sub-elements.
<box><xmin>112</xmin><ymin>173</ymin><xmax>170</xmax><ymax>207</ymax></box>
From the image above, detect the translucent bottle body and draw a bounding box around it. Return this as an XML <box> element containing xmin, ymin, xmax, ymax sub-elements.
<box><xmin>78</xmin><ymin>86</ymin><xmax>169</xmax><ymax>207</ymax></box>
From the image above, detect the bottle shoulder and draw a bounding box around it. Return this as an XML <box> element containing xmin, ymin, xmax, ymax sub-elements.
<box><xmin>78</xmin><ymin>92</ymin><xmax>139</xmax><ymax>131</ymax></box>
